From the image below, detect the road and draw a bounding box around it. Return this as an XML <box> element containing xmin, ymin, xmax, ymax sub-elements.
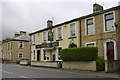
<box><xmin>1</xmin><ymin>63</ymin><xmax>119</xmax><ymax>79</ymax></box>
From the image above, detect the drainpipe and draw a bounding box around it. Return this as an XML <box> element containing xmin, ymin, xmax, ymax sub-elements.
<box><xmin>79</xmin><ymin>20</ymin><xmax>82</xmax><ymax>47</ymax></box>
<box><xmin>29</xmin><ymin>35</ymin><xmax>32</xmax><ymax>64</ymax></box>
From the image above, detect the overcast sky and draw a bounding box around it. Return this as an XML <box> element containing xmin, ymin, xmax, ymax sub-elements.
<box><xmin>1</xmin><ymin>0</ymin><xmax>120</xmax><ymax>40</ymax></box>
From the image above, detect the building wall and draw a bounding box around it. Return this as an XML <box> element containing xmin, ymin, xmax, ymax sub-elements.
<box><xmin>31</xmin><ymin>21</ymin><xmax>80</xmax><ymax>62</ymax></box>
<box><xmin>30</xmin><ymin>8</ymin><xmax>120</xmax><ymax>63</ymax></box>
<box><xmin>81</xmin><ymin>10</ymin><xmax>119</xmax><ymax>60</ymax></box>
<box><xmin>2</xmin><ymin>41</ymin><xmax>30</xmax><ymax>62</ymax></box>
<box><xmin>0</xmin><ymin>44</ymin><xmax>2</xmax><ymax>59</ymax></box>
<box><xmin>117</xmin><ymin>9</ymin><xmax>120</xmax><ymax>60</ymax></box>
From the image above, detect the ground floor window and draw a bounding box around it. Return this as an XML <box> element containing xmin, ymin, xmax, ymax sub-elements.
<box><xmin>33</xmin><ymin>50</ymin><xmax>36</xmax><ymax>60</ymax></box>
<box><xmin>18</xmin><ymin>53</ymin><xmax>23</xmax><ymax>58</ymax></box>
<box><xmin>86</xmin><ymin>42</ymin><xmax>95</xmax><ymax>47</ymax></box>
<box><xmin>9</xmin><ymin>52</ymin><xmax>12</xmax><ymax>60</ymax></box>
<box><xmin>43</xmin><ymin>50</ymin><xmax>47</xmax><ymax>60</ymax></box>
<box><xmin>58</xmin><ymin>47</ymin><xmax>62</xmax><ymax>60</ymax></box>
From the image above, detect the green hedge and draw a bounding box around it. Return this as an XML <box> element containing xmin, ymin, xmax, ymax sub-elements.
<box><xmin>61</xmin><ymin>47</ymin><xmax>98</xmax><ymax>61</ymax></box>
<box><xmin>96</xmin><ymin>57</ymin><xmax>105</xmax><ymax>71</ymax></box>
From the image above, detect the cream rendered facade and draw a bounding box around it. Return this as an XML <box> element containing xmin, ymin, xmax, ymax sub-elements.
<box><xmin>30</xmin><ymin>21</ymin><xmax>80</xmax><ymax>63</ymax></box>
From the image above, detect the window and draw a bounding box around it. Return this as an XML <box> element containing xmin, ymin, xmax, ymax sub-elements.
<box><xmin>18</xmin><ymin>53</ymin><xmax>23</xmax><ymax>58</ymax></box>
<box><xmin>86</xmin><ymin>43</ymin><xmax>95</xmax><ymax>47</ymax></box>
<box><xmin>32</xmin><ymin>35</ymin><xmax>35</xmax><ymax>44</ymax></box>
<box><xmin>58</xmin><ymin>47</ymin><xmax>62</xmax><ymax>60</ymax></box>
<box><xmin>7</xmin><ymin>42</ymin><xmax>11</xmax><ymax>50</ymax></box>
<box><xmin>43</xmin><ymin>50</ymin><xmax>47</xmax><ymax>60</ymax></box>
<box><xmin>18</xmin><ymin>42</ymin><xmax>24</xmax><ymax>49</ymax></box>
<box><xmin>86</xmin><ymin>18</ymin><xmax>94</xmax><ymax>35</ymax></box>
<box><xmin>57</xmin><ymin>27</ymin><xmax>62</xmax><ymax>40</ymax></box>
<box><xmin>43</xmin><ymin>32</ymin><xmax>47</xmax><ymax>42</ymax></box>
<box><xmin>9</xmin><ymin>52</ymin><xmax>12</xmax><ymax>60</ymax></box>
<box><xmin>69</xmin><ymin>23</ymin><xmax>76</xmax><ymax>37</ymax></box>
<box><xmin>10</xmin><ymin>42</ymin><xmax>12</xmax><ymax>49</ymax></box>
<box><xmin>33</xmin><ymin>50</ymin><xmax>35</xmax><ymax>60</ymax></box>
<box><xmin>105</xmin><ymin>13</ymin><xmax>115</xmax><ymax>31</ymax></box>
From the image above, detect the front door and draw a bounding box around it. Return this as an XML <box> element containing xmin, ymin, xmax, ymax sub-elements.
<box><xmin>37</xmin><ymin>50</ymin><xmax>40</xmax><ymax>61</ymax></box>
<box><xmin>106</xmin><ymin>42</ymin><xmax>114</xmax><ymax>61</ymax></box>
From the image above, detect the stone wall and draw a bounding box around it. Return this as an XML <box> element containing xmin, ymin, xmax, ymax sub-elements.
<box><xmin>62</xmin><ymin>61</ymin><xmax>97</xmax><ymax>71</ymax></box>
<box><xmin>105</xmin><ymin>60</ymin><xmax>119</xmax><ymax>72</ymax></box>
<box><xmin>31</xmin><ymin>61</ymin><xmax>57</xmax><ymax>68</ymax></box>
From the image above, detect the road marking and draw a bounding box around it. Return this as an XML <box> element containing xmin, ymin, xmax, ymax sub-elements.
<box><xmin>20</xmin><ymin>75</ymin><xmax>29</xmax><ymax>78</ymax></box>
<box><xmin>20</xmin><ymin>75</ymin><xmax>35</xmax><ymax>80</ymax></box>
<box><xmin>2</xmin><ymin>70</ymin><xmax>13</xmax><ymax>74</ymax></box>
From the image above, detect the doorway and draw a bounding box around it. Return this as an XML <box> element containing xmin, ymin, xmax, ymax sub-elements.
<box><xmin>106</xmin><ymin>42</ymin><xmax>114</xmax><ymax>60</ymax></box>
<box><xmin>53</xmin><ymin>54</ymin><xmax>55</xmax><ymax>62</ymax></box>
<box><xmin>37</xmin><ymin>50</ymin><xmax>40</xmax><ymax>61</ymax></box>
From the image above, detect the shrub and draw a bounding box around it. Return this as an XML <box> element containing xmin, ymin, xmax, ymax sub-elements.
<box><xmin>96</xmin><ymin>57</ymin><xmax>105</xmax><ymax>71</ymax></box>
<box><xmin>61</xmin><ymin>47</ymin><xmax>98</xmax><ymax>61</ymax></box>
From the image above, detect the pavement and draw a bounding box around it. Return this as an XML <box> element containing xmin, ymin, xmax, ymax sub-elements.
<box><xmin>1</xmin><ymin>63</ymin><xmax>120</xmax><ymax>79</ymax></box>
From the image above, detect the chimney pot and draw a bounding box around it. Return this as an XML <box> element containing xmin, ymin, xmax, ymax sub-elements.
<box><xmin>93</xmin><ymin>3</ymin><xmax>103</xmax><ymax>13</ymax></box>
<box><xmin>47</xmin><ymin>20</ymin><xmax>53</xmax><ymax>28</ymax></box>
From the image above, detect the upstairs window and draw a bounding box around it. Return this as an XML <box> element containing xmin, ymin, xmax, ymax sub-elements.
<box><xmin>32</xmin><ymin>35</ymin><xmax>35</xmax><ymax>44</ymax></box>
<box><xmin>69</xmin><ymin>23</ymin><xmax>76</xmax><ymax>37</ymax></box>
<box><xmin>105</xmin><ymin>13</ymin><xmax>115</xmax><ymax>31</ymax></box>
<box><xmin>19</xmin><ymin>42</ymin><xmax>24</xmax><ymax>49</ymax></box>
<box><xmin>86</xmin><ymin>18</ymin><xmax>94</xmax><ymax>35</ymax></box>
<box><xmin>57</xmin><ymin>27</ymin><xmax>62</xmax><ymax>40</ymax></box>
<box><xmin>7</xmin><ymin>43</ymin><xmax>10</xmax><ymax>50</ymax></box>
<box><xmin>43</xmin><ymin>32</ymin><xmax>47</xmax><ymax>42</ymax></box>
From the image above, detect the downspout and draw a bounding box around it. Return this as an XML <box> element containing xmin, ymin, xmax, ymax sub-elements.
<box><xmin>29</xmin><ymin>35</ymin><xmax>31</xmax><ymax>64</ymax></box>
<box><xmin>79</xmin><ymin>20</ymin><xmax>82</xmax><ymax>47</ymax></box>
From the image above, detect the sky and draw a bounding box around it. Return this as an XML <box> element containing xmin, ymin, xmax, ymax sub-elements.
<box><xmin>1</xmin><ymin>0</ymin><xmax>120</xmax><ymax>40</ymax></box>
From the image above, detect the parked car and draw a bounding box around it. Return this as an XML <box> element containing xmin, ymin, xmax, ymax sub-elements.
<box><xmin>16</xmin><ymin>58</ymin><xmax>29</xmax><ymax>64</ymax></box>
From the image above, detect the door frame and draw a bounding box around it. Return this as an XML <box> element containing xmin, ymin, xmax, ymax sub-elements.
<box><xmin>104</xmin><ymin>40</ymin><xmax>117</xmax><ymax>60</ymax></box>
<box><xmin>37</xmin><ymin>50</ymin><xmax>41</xmax><ymax>61</ymax></box>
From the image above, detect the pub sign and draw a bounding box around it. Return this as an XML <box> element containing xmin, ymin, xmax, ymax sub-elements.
<box><xmin>48</xmin><ymin>31</ymin><xmax>53</xmax><ymax>41</ymax></box>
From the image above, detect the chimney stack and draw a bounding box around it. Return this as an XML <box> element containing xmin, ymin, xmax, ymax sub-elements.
<box><xmin>93</xmin><ymin>3</ymin><xmax>103</xmax><ymax>13</ymax></box>
<box><xmin>47</xmin><ymin>20</ymin><xmax>53</xmax><ymax>28</ymax></box>
<box><xmin>20</xmin><ymin>31</ymin><xmax>26</xmax><ymax>35</ymax></box>
<box><xmin>14</xmin><ymin>31</ymin><xmax>26</xmax><ymax>38</ymax></box>
<box><xmin>14</xmin><ymin>32</ymin><xmax>20</xmax><ymax>37</ymax></box>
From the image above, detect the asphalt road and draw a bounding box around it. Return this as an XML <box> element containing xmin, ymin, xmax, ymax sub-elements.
<box><xmin>1</xmin><ymin>63</ymin><xmax>118</xmax><ymax>79</ymax></box>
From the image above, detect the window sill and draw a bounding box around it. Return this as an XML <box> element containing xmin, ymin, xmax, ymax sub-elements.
<box><xmin>104</xmin><ymin>30</ymin><xmax>116</xmax><ymax>33</ymax></box>
<box><xmin>68</xmin><ymin>36</ymin><xmax>77</xmax><ymax>39</ymax></box>
<box><xmin>85</xmin><ymin>34</ymin><xmax>95</xmax><ymax>37</ymax></box>
<box><xmin>32</xmin><ymin>44</ymin><xmax>35</xmax><ymax>45</ymax></box>
<box><xmin>19</xmin><ymin>48</ymin><xmax>23</xmax><ymax>49</ymax></box>
<box><xmin>56</xmin><ymin>39</ymin><xmax>63</xmax><ymax>41</ymax></box>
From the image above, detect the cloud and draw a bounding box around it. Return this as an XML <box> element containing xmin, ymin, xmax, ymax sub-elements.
<box><xmin>1</xmin><ymin>0</ymin><xmax>119</xmax><ymax>39</ymax></box>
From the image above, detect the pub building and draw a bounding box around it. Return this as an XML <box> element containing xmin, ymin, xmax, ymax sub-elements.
<box><xmin>29</xmin><ymin>19</ymin><xmax>80</xmax><ymax>67</ymax></box>
<box><xmin>29</xmin><ymin>3</ymin><xmax>120</xmax><ymax>72</ymax></box>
